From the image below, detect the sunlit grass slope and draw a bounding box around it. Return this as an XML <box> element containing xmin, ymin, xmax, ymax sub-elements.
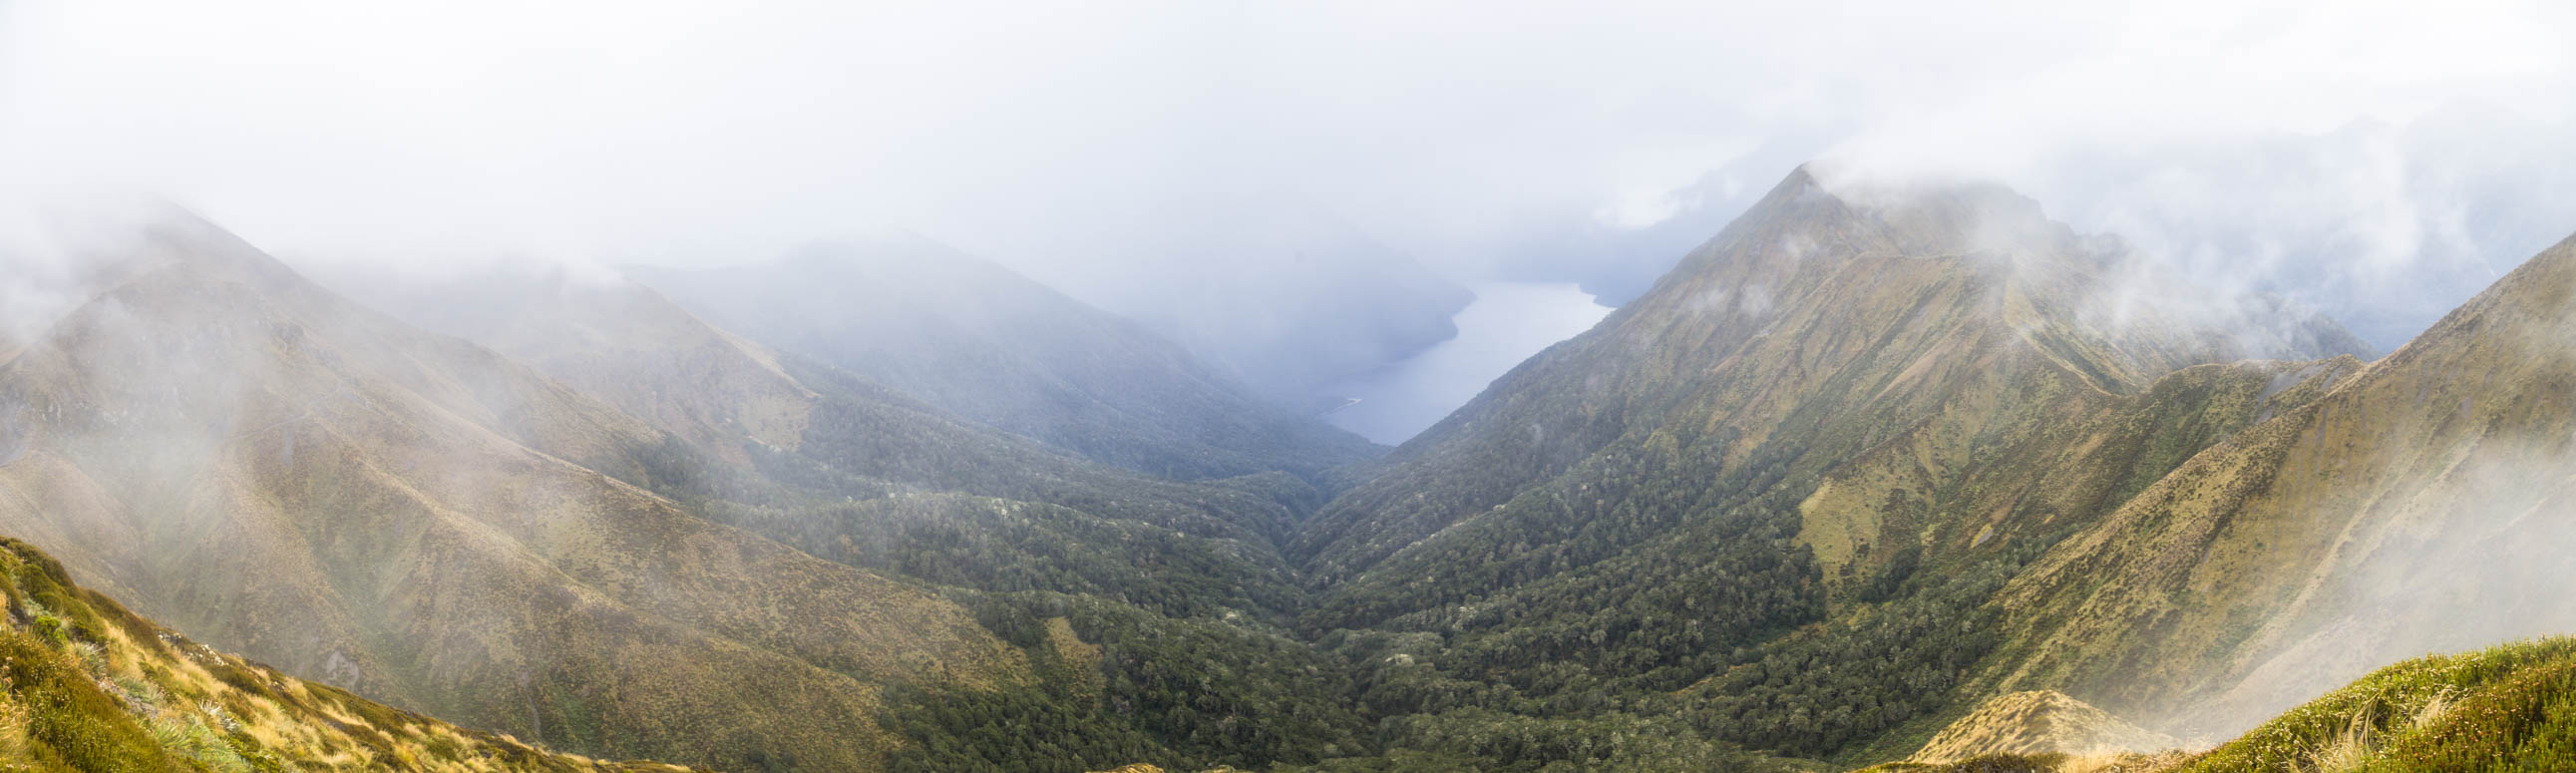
<box><xmin>1853</xmin><ymin>637</ymin><xmax>2576</xmax><ymax>773</ymax></box>
<box><xmin>0</xmin><ymin>537</ymin><xmax>695</xmax><ymax>772</ymax></box>
<box><xmin>2173</xmin><ymin>637</ymin><xmax>2576</xmax><ymax>773</ymax></box>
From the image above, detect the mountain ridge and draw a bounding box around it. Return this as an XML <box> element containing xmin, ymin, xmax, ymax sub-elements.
<box><xmin>1270</xmin><ymin>165</ymin><xmax>2389</xmax><ymax>767</ymax></box>
<box><xmin>1979</xmin><ymin>229</ymin><xmax>2576</xmax><ymax>739</ymax></box>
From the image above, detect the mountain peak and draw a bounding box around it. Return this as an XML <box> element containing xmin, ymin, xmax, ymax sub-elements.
<box><xmin>1664</xmin><ymin>166</ymin><xmax>2078</xmax><ymax>288</ymax></box>
<box><xmin>115</xmin><ymin>206</ymin><xmax>305</xmax><ymax>290</ymax></box>
<box><xmin>1801</xmin><ymin>165</ymin><xmax>2073</xmax><ymax>259</ymax></box>
<box><xmin>2386</xmin><ymin>228</ymin><xmax>2576</xmax><ymax>364</ymax></box>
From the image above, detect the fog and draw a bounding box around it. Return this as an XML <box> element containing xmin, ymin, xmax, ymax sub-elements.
<box><xmin>7</xmin><ymin>4</ymin><xmax>2576</xmax><ymax>766</ymax></box>
<box><xmin>4</xmin><ymin>1</ymin><xmax>2574</xmax><ymax>420</ymax></box>
<box><xmin>2173</xmin><ymin>435</ymin><xmax>2576</xmax><ymax>742</ymax></box>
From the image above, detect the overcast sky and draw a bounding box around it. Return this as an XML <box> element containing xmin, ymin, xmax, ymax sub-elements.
<box><xmin>5</xmin><ymin>0</ymin><xmax>2574</xmax><ymax>349</ymax></box>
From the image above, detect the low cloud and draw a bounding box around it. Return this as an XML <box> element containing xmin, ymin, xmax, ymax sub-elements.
<box><xmin>4</xmin><ymin>0</ymin><xmax>2572</xmax><ymax>410</ymax></box>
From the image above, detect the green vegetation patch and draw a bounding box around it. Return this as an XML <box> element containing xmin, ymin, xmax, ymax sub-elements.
<box><xmin>2178</xmin><ymin>637</ymin><xmax>2576</xmax><ymax>773</ymax></box>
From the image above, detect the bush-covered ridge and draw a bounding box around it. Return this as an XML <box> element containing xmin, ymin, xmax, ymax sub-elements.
<box><xmin>0</xmin><ymin>537</ymin><xmax>696</xmax><ymax>772</ymax></box>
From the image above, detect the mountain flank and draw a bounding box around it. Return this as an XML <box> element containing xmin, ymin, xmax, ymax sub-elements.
<box><xmin>0</xmin><ymin>218</ymin><xmax>1037</xmax><ymax>771</ymax></box>
<box><xmin>1981</xmin><ymin>231</ymin><xmax>2576</xmax><ymax>738</ymax></box>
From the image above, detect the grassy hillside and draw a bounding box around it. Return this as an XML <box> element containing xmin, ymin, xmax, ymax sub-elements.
<box><xmin>1855</xmin><ymin>637</ymin><xmax>2576</xmax><ymax>773</ymax></box>
<box><xmin>2171</xmin><ymin>637</ymin><xmax>2576</xmax><ymax>772</ymax></box>
<box><xmin>0</xmin><ymin>536</ymin><xmax>694</xmax><ymax>772</ymax></box>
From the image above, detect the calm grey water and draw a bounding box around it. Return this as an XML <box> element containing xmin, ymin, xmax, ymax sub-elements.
<box><xmin>1323</xmin><ymin>281</ymin><xmax>1611</xmax><ymax>445</ymax></box>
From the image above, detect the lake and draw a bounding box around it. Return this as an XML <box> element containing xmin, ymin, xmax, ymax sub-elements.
<box><xmin>1322</xmin><ymin>281</ymin><xmax>1612</xmax><ymax>445</ymax></box>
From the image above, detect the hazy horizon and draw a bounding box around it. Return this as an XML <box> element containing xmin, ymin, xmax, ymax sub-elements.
<box><xmin>8</xmin><ymin>2</ymin><xmax>2575</xmax><ymax>356</ymax></box>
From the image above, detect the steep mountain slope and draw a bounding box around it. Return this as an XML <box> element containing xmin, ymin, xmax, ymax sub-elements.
<box><xmin>628</xmin><ymin>237</ymin><xmax>1380</xmax><ymax>484</ymax></box>
<box><xmin>318</xmin><ymin>265</ymin><xmax>1319</xmax><ymax>551</ymax></box>
<box><xmin>314</xmin><ymin>265</ymin><xmax>822</xmax><ymax>469</ymax></box>
<box><xmin>16</xmin><ymin>220</ymin><xmax>1377</xmax><ymax>773</ymax></box>
<box><xmin>1292</xmin><ymin>169</ymin><xmax>2366</xmax><ymax>587</ymax></box>
<box><xmin>1284</xmin><ymin>167</ymin><xmax>2375</xmax><ymax>765</ymax></box>
<box><xmin>1984</xmin><ymin>232</ymin><xmax>2576</xmax><ymax>738</ymax></box>
<box><xmin>0</xmin><ymin>536</ymin><xmax>694</xmax><ymax>772</ymax></box>
<box><xmin>0</xmin><ymin>218</ymin><xmax>1039</xmax><ymax>771</ymax></box>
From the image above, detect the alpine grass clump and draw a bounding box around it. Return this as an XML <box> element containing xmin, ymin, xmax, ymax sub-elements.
<box><xmin>2173</xmin><ymin>637</ymin><xmax>2576</xmax><ymax>772</ymax></box>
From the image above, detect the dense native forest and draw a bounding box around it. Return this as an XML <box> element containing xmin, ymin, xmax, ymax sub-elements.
<box><xmin>1</xmin><ymin>170</ymin><xmax>2571</xmax><ymax>773</ymax></box>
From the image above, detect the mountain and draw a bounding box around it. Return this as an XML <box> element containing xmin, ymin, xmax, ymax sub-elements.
<box><xmin>1981</xmin><ymin>231</ymin><xmax>2576</xmax><ymax>738</ymax></box>
<box><xmin>32</xmin><ymin>222</ymin><xmax>1381</xmax><ymax>773</ymax></box>
<box><xmin>1274</xmin><ymin>166</ymin><xmax>2576</xmax><ymax>772</ymax></box>
<box><xmin>341</xmin><ymin>266</ymin><xmax>1388</xmax><ymax>771</ymax></box>
<box><xmin>1293</xmin><ymin>169</ymin><xmax>2368</xmax><ymax>586</ymax></box>
<box><xmin>12</xmin><ymin>167</ymin><xmax>2563</xmax><ymax>773</ymax></box>
<box><xmin>308</xmin><ymin>259</ymin><xmax>1336</xmax><ymax>554</ymax></box>
<box><xmin>0</xmin><ymin>535</ymin><xmax>695</xmax><ymax>771</ymax></box>
<box><xmin>1281</xmin><ymin>166</ymin><xmax>2378</xmax><ymax>766</ymax></box>
<box><xmin>309</xmin><ymin>263</ymin><xmax>823</xmax><ymax>471</ymax></box>
<box><xmin>0</xmin><ymin>218</ymin><xmax>1046</xmax><ymax>771</ymax></box>
<box><xmin>625</xmin><ymin>237</ymin><xmax>1381</xmax><ymax>484</ymax></box>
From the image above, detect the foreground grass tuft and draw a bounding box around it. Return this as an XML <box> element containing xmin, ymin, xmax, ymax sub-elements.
<box><xmin>0</xmin><ymin>536</ymin><xmax>700</xmax><ymax>772</ymax></box>
<box><xmin>2175</xmin><ymin>637</ymin><xmax>2576</xmax><ymax>773</ymax></box>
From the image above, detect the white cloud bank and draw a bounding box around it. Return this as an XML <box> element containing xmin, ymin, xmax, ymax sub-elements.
<box><xmin>3</xmin><ymin>0</ymin><xmax>2571</xmax><ymax>347</ymax></box>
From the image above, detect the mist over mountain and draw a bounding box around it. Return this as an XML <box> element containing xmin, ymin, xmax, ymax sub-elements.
<box><xmin>1017</xmin><ymin>199</ymin><xmax>1480</xmax><ymax>413</ymax></box>
<box><xmin>1982</xmin><ymin>103</ymin><xmax>2576</xmax><ymax>351</ymax></box>
<box><xmin>620</xmin><ymin>235</ymin><xmax>1382</xmax><ymax>483</ymax></box>
<box><xmin>0</xmin><ymin>217</ymin><xmax>1045</xmax><ymax>770</ymax></box>
<box><xmin>1988</xmin><ymin>230</ymin><xmax>2576</xmax><ymax>740</ymax></box>
<box><xmin>9</xmin><ymin>4</ymin><xmax>2576</xmax><ymax>772</ymax></box>
<box><xmin>0</xmin><ymin>162</ymin><xmax>2571</xmax><ymax>773</ymax></box>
